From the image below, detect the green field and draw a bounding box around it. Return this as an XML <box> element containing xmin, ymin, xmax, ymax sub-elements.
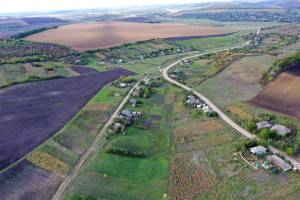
<box><xmin>174</xmin><ymin>33</ymin><xmax>245</xmax><ymax>51</ymax></box>
<box><xmin>0</xmin><ymin>62</ymin><xmax>77</xmax><ymax>88</ymax></box>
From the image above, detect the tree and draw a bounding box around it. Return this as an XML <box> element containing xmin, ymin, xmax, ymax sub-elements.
<box><xmin>245</xmin><ymin>120</ymin><xmax>256</xmax><ymax>133</ymax></box>
<box><xmin>286</xmin><ymin>147</ymin><xmax>294</xmax><ymax>156</ymax></box>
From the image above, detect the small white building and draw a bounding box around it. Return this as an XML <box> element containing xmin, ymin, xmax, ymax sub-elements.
<box><xmin>119</xmin><ymin>82</ymin><xmax>127</xmax><ymax>88</ymax></box>
<box><xmin>271</xmin><ymin>125</ymin><xmax>291</xmax><ymax>136</ymax></box>
<box><xmin>250</xmin><ymin>146</ymin><xmax>267</xmax><ymax>155</ymax></box>
<box><xmin>256</xmin><ymin>121</ymin><xmax>272</xmax><ymax>130</ymax></box>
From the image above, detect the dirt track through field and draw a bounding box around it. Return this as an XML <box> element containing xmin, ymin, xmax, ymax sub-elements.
<box><xmin>26</xmin><ymin>21</ymin><xmax>229</xmax><ymax>51</ymax></box>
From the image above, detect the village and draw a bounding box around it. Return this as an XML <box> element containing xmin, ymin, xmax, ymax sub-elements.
<box><xmin>109</xmin><ymin>76</ymin><xmax>160</xmax><ymax>135</ymax></box>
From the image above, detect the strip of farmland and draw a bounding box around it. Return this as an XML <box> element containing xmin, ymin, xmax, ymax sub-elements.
<box><xmin>0</xmin><ymin>68</ymin><xmax>134</xmax><ymax>171</ymax></box>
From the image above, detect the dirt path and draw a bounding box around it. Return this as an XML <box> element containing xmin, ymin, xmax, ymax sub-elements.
<box><xmin>51</xmin><ymin>83</ymin><xmax>139</xmax><ymax>200</ymax></box>
<box><xmin>162</xmin><ymin>42</ymin><xmax>300</xmax><ymax>171</ymax></box>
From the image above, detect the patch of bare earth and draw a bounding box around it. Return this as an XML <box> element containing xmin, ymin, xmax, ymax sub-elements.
<box><xmin>85</xmin><ymin>103</ymin><xmax>111</xmax><ymax>112</ymax></box>
<box><xmin>26</xmin><ymin>21</ymin><xmax>230</xmax><ymax>51</ymax></box>
<box><xmin>250</xmin><ymin>65</ymin><xmax>300</xmax><ymax>120</ymax></box>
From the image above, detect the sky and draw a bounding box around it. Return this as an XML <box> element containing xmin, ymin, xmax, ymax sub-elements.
<box><xmin>0</xmin><ymin>0</ymin><xmax>231</xmax><ymax>14</ymax></box>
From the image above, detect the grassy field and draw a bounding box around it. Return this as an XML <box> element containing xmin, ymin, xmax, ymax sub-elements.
<box><xmin>174</xmin><ymin>33</ymin><xmax>245</xmax><ymax>51</ymax></box>
<box><xmin>196</xmin><ymin>54</ymin><xmax>274</xmax><ymax>108</ymax></box>
<box><xmin>0</xmin><ymin>62</ymin><xmax>77</xmax><ymax>88</ymax></box>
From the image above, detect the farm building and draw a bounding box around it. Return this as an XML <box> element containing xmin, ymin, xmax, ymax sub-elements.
<box><xmin>132</xmin><ymin>86</ymin><xmax>143</xmax><ymax>97</ymax></box>
<box><xmin>266</xmin><ymin>155</ymin><xmax>292</xmax><ymax>172</ymax></box>
<box><xmin>119</xmin><ymin>82</ymin><xmax>127</xmax><ymax>88</ymax></box>
<box><xmin>120</xmin><ymin>109</ymin><xmax>141</xmax><ymax>120</ymax></box>
<box><xmin>113</xmin><ymin>123</ymin><xmax>126</xmax><ymax>134</ymax></box>
<box><xmin>250</xmin><ymin>146</ymin><xmax>267</xmax><ymax>155</ymax></box>
<box><xmin>129</xmin><ymin>99</ymin><xmax>137</xmax><ymax>107</ymax></box>
<box><xmin>186</xmin><ymin>95</ymin><xmax>201</xmax><ymax>107</ymax></box>
<box><xmin>202</xmin><ymin>105</ymin><xmax>215</xmax><ymax>115</ymax></box>
<box><xmin>256</xmin><ymin>121</ymin><xmax>272</xmax><ymax>130</ymax></box>
<box><xmin>271</xmin><ymin>125</ymin><xmax>291</xmax><ymax>136</ymax></box>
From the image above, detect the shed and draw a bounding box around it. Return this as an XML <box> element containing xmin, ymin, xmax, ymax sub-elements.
<box><xmin>266</xmin><ymin>155</ymin><xmax>292</xmax><ymax>172</ymax></box>
<box><xmin>250</xmin><ymin>146</ymin><xmax>267</xmax><ymax>155</ymax></box>
<box><xmin>256</xmin><ymin>121</ymin><xmax>272</xmax><ymax>130</ymax></box>
<box><xmin>271</xmin><ymin>125</ymin><xmax>291</xmax><ymax>136</ymax></box>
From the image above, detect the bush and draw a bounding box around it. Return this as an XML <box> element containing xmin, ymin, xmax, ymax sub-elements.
<box><xmin>245</xmin><ymin>120</ymin><xmax>256</xmax><ymax>133</ymax></box>
<box><xmin>243</xmin><ymin>139</ymin><xmax>258</xmax><ymax>149</ymax></box>
<box><xmin>259</xmin><ymin>129</ymin><xmax>277</xmax><ymax>140</ymax></box>
<box><xmin>286</xmin><ymin>147</ymin><xmax>294</xmax><ymax>156</ymax></box>
<box><xmin>106</xmin><ymin>148</ymin><xmax>146</xmax><ymax>158</ymax></box>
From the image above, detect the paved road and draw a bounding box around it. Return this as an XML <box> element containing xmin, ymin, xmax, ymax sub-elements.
<box><xmin>51</xmin><ymin>83</ymin><xmax>140</xmax><ymax>200</ymax></box>
<box><xmin>162</xmin><ymin>44</ymin><xmax>300</xmax><ymax>170</ymax></box>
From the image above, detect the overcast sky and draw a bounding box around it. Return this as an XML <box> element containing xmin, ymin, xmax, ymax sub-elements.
<box><xmin>1</xmin><ymin>0</ymin><xmax>231</xmax><ymax>13</ymax></box>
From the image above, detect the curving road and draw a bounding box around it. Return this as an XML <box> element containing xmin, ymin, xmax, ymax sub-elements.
<box><xmin>162</xmin><ymin>44</ymin><xmax>300</xmax><ymax>171</ymax></box>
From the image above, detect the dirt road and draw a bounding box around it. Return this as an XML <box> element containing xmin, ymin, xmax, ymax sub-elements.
<box><xmin>51</xmin><ymin>83</ymin><xmax>139</xmax><ymax>200</ymax></box>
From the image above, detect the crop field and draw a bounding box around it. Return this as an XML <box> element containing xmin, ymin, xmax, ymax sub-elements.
<box><xmin>0</xmin><ymin>160</ymin><xmax>62</xmax><ymax>200</ymax></box>
<box><xmin>25</xmin><ymin>21</ymin><xmax>230</xmax><ymax>51</ymax></box>
<box><xmin>0</xmin><ymin>68</ymin><xmax>134</xmax><ymax>170</ymax></box>
<box><xmin>250</xmin><ymin>64</ymin><xmax>300</xmax><ymax>120</ymax></box>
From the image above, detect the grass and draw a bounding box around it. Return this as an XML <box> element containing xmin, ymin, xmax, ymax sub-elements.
<box><xmin>196</xmin><ymin>54</ymin><xmax>274</xmax><ymax>108</ymax></box>
<box><xmin>0</xmin><ymin>62</ymin><xmax>77</xmax><ymax>88</ymax></box>
<box><xmin>174</xmin><ymin>33</ymin><xmax>244</xmax><ymax>51</ymax></box>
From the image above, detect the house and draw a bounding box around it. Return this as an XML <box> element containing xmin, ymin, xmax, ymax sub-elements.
<box><xmin>266</xmin><ymin>155</ymin><xmax>292</xmax><ymax>172</ymax></box>
<box><xmin>119</xmin><ymin>82</ymin><xmax>127</xmax><ymax>88</ymax></box>
<box><xmin>113</xmin><ymin>123</ymin><xmax>125</xmax><ymax>134</ymax></box>
<box><xmin>202</xmin><ymin>105</ymin><xmax>214</xmax><ymax>115</ymax></box>
<box><xmin>129</xmin><ymin>99</ymin><xmax>137</xmax><ymax>107</ymax></box>
<box><xmin>256</xmin><ymin>121</ymin><xmax>272</xmax><ymax>130</ymax></box>
<box><xmin>250</xmin><ymin>146</ymin><xmax>267</xmax><ymax>155</ymax></box>
<box><xmin>186</xmin><ymin>96</ymin><xmax>201</xmax><ymax>107</ymax></box>
<box><xmin>132</xmin><ymin>86</ymin><xmax>143</xmax><ymax>97</ymax></box>
<box><xmin>271</xmin><ymin>125</ymin><xmax>291</xmax><ymax>136</ymax></box>
<box><xmin>120</xmin><ymin>109</ymin><xmax>141</xmax><ymax>120</ymax></box>
<box><xmin>120</xmin><ymin>109</ymin><xmax>133</xmax><ymax>119</ymax></box>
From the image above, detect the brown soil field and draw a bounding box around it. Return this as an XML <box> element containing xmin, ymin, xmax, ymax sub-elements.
<box><xmin>250</xmin><ymin>64</ymin><xmax>300</xmax><ymax>120</ymax></box>
<box><xmin>25</xmin><ymin>21</ymin><xmax>229</xmax><ymax>51</ymax></box>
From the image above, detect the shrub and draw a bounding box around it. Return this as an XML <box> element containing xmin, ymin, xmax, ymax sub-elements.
<box><xmin>106</xmin><ymin>148</ymin><xmax>146</xmax><ymax>158</ymax></box>
<box><xmin>286</xmin><ymin>147</ymin><xmax>294</xmax><ymax>156</ymax></box>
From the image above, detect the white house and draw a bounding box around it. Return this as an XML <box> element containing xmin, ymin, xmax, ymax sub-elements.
<box><xmin>250</xmin><ymin>146</ymin><xmax>267</xmax><ymax>155</ymax></box>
